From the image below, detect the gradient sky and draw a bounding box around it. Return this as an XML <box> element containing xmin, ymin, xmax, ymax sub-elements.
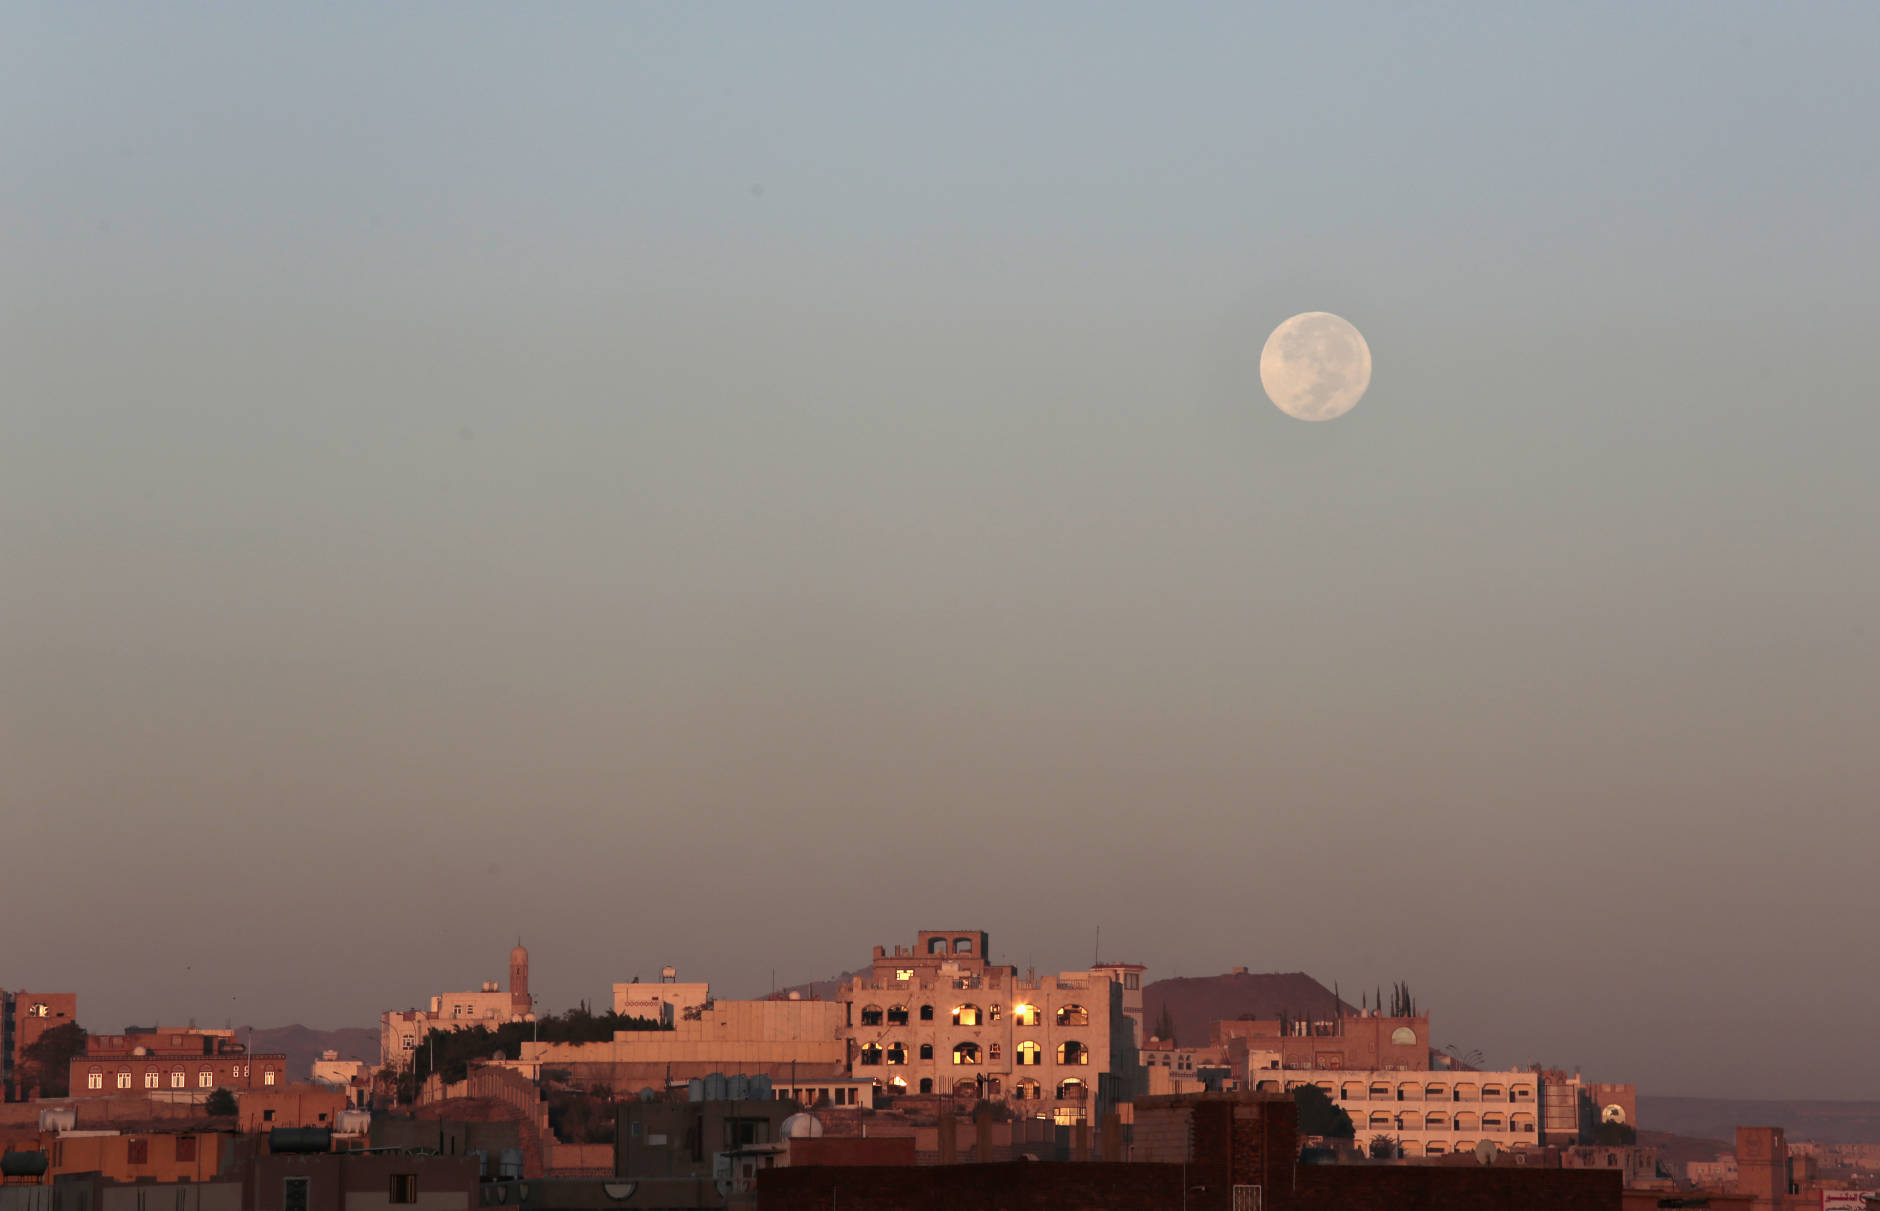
<box><xmin>4</xmin><ymin>3</ymin><xmax>1877</xmax><ymax>1100</ymax></box>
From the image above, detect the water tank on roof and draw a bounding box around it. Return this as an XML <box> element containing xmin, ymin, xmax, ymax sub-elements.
<box><xmin>1</xmin><ymin>1152</ymin><xmax>50</xmax><ymax>1178</ymax></box>
<box><xmin>780</xmin><ymin>1114</ymin><xmax>823</xmax><ymax>1140</ymax></box>
<box><xmin>704</xmin><ymin>1073</ymin><xmax>727</xmax><ymax>1102</ymax></box>
<box><xmin>686</xmin><ymin>1079</ymin><xmax>705</xmax><ymax>1103</ymax></box>
<box><xmin>726</xmin><ymin>1075</ymin><xmax>749</xmax><ymax>1101</ymax></box>
<box><xmin>497</xmin><ymin>1148</ymin><xmax>524</xmax><ymax>1180</ymax></box>
<box><xmin>335</xmin><ymin>1110</ymin><xmax>371</xmax><ymax>1136</ymax></box>
<box><xmin>37</xmin><ymin>1109</ymin><xmax>75</xmax><ymax>1134</ymax></box>
<box><xmin>268</xmin><ymin>1128</ymin><xmax>333</xmax><ymax>1155</ymax></box>
<box><xmin>751</xmin><ymin>1076</ymin><xmax>772</xmax><ymax>1101</ymax></box>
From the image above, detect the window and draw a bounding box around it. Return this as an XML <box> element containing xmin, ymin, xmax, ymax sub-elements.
<box><xmin>1014</xmin><ymin>1078</ymin><xmax>1040</xmax><ymax>1101</ymax></box>
<box><xmin>1124</xmin><ymin>973</ymin><xmax>1140</xmax><ymax>991</ymax></box>
<box><xmin>928</xmin><ymin>938</ymin><xmax>948</xmax><ymax>955</ymax></box>
<box><xmin>988</xmin><ymin>1042</ymin><xmax>1001</xmax><ymax>1061</ymax></box>
<box><xmin>888</xmin><ymin>1076</ymin><xmax>906</xmax><ymax>1090</ymax></box>
<box><xmin>1056</xmin><ymin>1079</ymin><xmax>1086</xmax><ymax>1101</ymax></box>
<box><xmin>885</xmin><ymin>1043</ymin><xmax>907</xmax><ymax>1065</ymax></box>
<box><xmin>171</xmin><ymin>1070</ymin><xmax>186</xmax><ymax>1089</ymax></box>
<box><xmin>919</xmin><ymin>1005</ymin><xmax>933</xmax><ymax>1022</ymax></box>
<box><xmin>953</xmin><ymin>1078</ymin><xmax>978</xmax><ymax>1098</ymax></box>
<box><xmin>264</xmin><ymin>1070</ymin><xmax>276</xmax><ymax>1086</ymax></box>
<box><xmin>263</xmin><ymin>1109</ymin><xmax>276</xmax><ymax>1122</ymax></box>
<box><xmin>895</xmin><ymin>969</ymin><xmax>914</xmax><ymax>982</ymax></box>
<box><xmin>174</xmin><ymin>1137</ymin><xmax>196</xmax><ymax>1163</ymax></box>
<box><xmin>919</xmin><ymin>1044</ymin><xmax>933</xmax><ymax>1060</ymax></box>
<box><xmin>145</xmin><ymin>1073</ymin><xmax>159</xmax><ymax>1090</ymax></box>
<box><xmin>953</xmin><ymin>938</ymin><xmax>973</xmax><ymax>954</ymax></box>
<box><xmin>389</xmin><ymin>1174</ymin><xmax>417</xmax><ymax>1204</ymax></box>
<box><xmin>887</xmin><ymin>1005</ymin><xmax>909</xmax><ymax>1025</ymax></box>
<box><xmin>128</xmin><ymin>1140</ymin><xmax>149</xmax><ymax>1165</ymax></box>
<box><xmin>198</xmin><ymin>1070</ymin><xmax>214</xmax><ymax>1088</ymax></box>
<box><xmin>116</xmin><ymin>1072</ymin><xmax>131</xmax><ymax>1090</ymax></box>
<box><xmin>1056</xmin><ymin>1040</ymin><xmax>1089</xmax><ymax>1066</ymax></box>
<box><xmin>918</xmin><ymin>1078</ymin><xmax>933</xmax><ymax>1094</ymax></box>
<box><xmin>1056</xmin><ymin>1004</ymin><xmax>1088</xmax><ymax>1027</ymax></box>
<box><xmin>1390</xmin><ymin>1026</ymin><xmax>1418</xmax><ymax>1045</ymax></box>
<box><xmin>953</xmin><ymin>1004</ymin><xmax>980</xmax><ymax>1027</ymax></box>
<box><xmin>86</xmin><ymin>1069</ymin><xmax>103</xmax><ymax>1090</ymax></box>
<box><xmin>859</xmin><ymin>1005</ymin><xmax>884</xmax><ymax>1026</ymax></box>
<box><xmin>1015</xmin><ymin>1041</ymin><xmax>1042</xmax><ymax>1066</ymax></box>
<box><xmin>989</xmin><ymin>1004</ymin><xmax>1002</xmax><ymax>1023</ymax></box>
<box><xmin>858</xmin><ymin>1045</ymin><xmax>883</xmax><ymax>1066</ymax></box>
<box><xmin>1013</xmin><ymin>1004</ymin><xmax>1040</xmax><ymax>1027</ymax></box>
<box><xmin>952</xmin><ymin>1042</ymin><xmax>980</xmax><ymax>1066</ymax></box>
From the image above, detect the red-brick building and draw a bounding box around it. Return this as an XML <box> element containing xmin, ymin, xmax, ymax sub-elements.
<box><xmin>68</xmin><ymin>1029</ymin><xmax>286</xmax><ymax>1100</ymax></box>
<box><xmin>1</xmin><ymin>990</ymin><xmax>79</xmax><ymax>1100</ymax></box>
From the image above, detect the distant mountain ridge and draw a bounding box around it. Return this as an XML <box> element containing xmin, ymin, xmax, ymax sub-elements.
<box><xmin>1640</xmin><ymin>1096</ymin><xmax>1880</xmax><ymax>1146</ymax></box>
<box><xmin>238</xmin><ymin>1024</ymin><xmax>379</xmax><ymax>1080</ymax></box>
<box><xmin>1143</xmin><ymin>972</ymin><xmax>1358</xmax><ymax>1047</ymax></box>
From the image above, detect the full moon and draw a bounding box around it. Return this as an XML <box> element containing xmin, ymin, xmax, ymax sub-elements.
<box><xmin>1259</xmin><ymin>311</ymin><xmax>1372</xmax><ymax>422</ymax></box>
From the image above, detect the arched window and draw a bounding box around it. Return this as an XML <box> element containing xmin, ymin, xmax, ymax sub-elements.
<box><xmin>885</xmin><ymin>1043</ymin><xmax>907</xmax><ymax>1065</ymax></box>
<box><xmin>887</xmin><ymin>1005</ymin><xmax>909</xmax><ymax>1025</ymax></box>
<box><xmin>1483</xmin><ymin>1113</ymin><xmax>1506</xmax><ymax>1133</ymax></box>
<box><xmin>86</xmin><ymin>1067</ymin><xmax>103</xmax><ymax>1090</ymax></box>
<box><xmin>858</xmin><ymin>1045</ymin><xmax>883</xmax><ymax>1066</ymax></box>
<box><xmin>1482</xmin><ymin>1083</ymin><xmax>1506</xmax><ymax>1102</ymax></box>
<box><xmin>170</xmin><ymin>1070</ymin><xmax>185</xmax><ymax>1089</ymax></box>
<box><xmin>888</xmin><ymin>1076</ymin><xmax>906</xmax><ymax>1090</ymax></box>
<box><xmin>1455</xmin><ymin>1112</ymin><xmax>1479</xmax><ymax>1132</ymax></box>
<box><xmin>1368</xmin><ymin>1081</ymin><xmax>1391</xmax><ymax>1098</ymax></box>
<box><xmin>1400</xmin><ymin>1141</ymin><xmax>1423</xmax><ymax>1157</ymax></box>
<box><xmin>1254</xmin><ymin>1080</ymin><xmax>1280</xmax><ymax>1093</ymax></box>
<box><xmin>1368</xmin><ymin>1111</ymin><xmax>1391</xmax><ymax>1129</ymax></box>
<box><xmin>1454</xmin><ymin>1082</ymin><xmax>1479</xmax><ymax>1102</ymax></box>
<box><xmin>919</xmin><ymin>1005</ymin><xmax>934</xmax><ymax>1022</ymax></box>
<box><xmin>1395</xmin><ymin>1113</ymin><xmax>1416</xmax><ymax>1131</ymax></box>
<box><xmin>116</xmin><ymin>1072</ymin><xmax>131</xmax><ymax>1090</ymax></box>
<box><xmin>1016</xmin><ymin>1041</ymin><xmax>1043</xmax><ymax>1066</ymax></box>
<box><xmin>1390</xmin><ymin>1026</ymin><xmax>1418</xmax><ymax>1045</ymax></box>
<box><xmin>1341</xmin><ymin>1082</ymin><xmax>1365</xmax><ymax>1100</ymax></box>
<box><xmin>1056</xmin><ymin>1078</ymin><xmax>1086</xmax><ymax>1101</ymax></box>
<box><xmin>1511</xmin><ymin>1113</ymin><xmax>1536</xmax><ymax>1134</ymax></box>
<box><xmin>859</xmin><ymin>1005</ymin><xmax>884</xmax><ymax>1027</ymax></box>
<box><xmin>1055</xmin><ymin>1005</ymin><xmax>1088</xmax><ymax>1027</ymax></box>
<box><xmin>952</xmin><ymin>1042</ymin><xmax>980</xmax><ymax>1066</ymax></box>
<box><xmin>1013</xmin><ymin>1004</ymin><xmax>1041</xmax><ymax>1027</ymax></box>
<box><xmin>1425</xmin><ymin>1141</ymin><xmax>1448</xmax><ymax>1156</ymax></box>
<box><xmin>928</xmin><ymin>938</ymin><xmax>948</xmax><ymax>955</ymax></box>
<box><xmin>144</xmin><ymin>1073</ymin><xmax>159</xmax><ymax>1090</ymax></box>
<box><xmin>919</xmin><ymin>1044</ymin><xmax>933</xmax><ymax>1061</ymax></box>
<box><xmin>1056</xmin><ymin>1040</ymin><xmax>1088</xmax><ymax>1066</ymax></box>
<box><xmin>1425</xmin><ymin>1111</ymin><xmax>1450</xmax><ymax>1130</ymax></box>
<box><xmin>953</xmin><ymin>1004</ymin><xmax>981</xmax><ymax>1027</ymax></box>
<box><xmin>918</xmin><ymin>1078</ymin><xmax>933</xmax><ymax>1094</ymax></box>
<box><xmin>1453</xmin><ymin>1140</ymin><xmax>1475</xmax><ymax>1154</ymax></box>
<box><xmin>1512</xmin><ymin>1084</ymin><xmax>1536</xmax><ymax>1102</ymax></box>
<box><xmin>953</xmin><ymin>938</ymin><xmax>973</xmax><ymax>954</ymax></box>
<box><xmin>1397</xmin><ymin>1082</ymin><xmax>1421</xmax><ymax>1102</ymax></box>
<box><xmin>1424</xmin><ymin>1083</ymin><xmax>1448</xmax><ymax>1101</ymax></box>
<box><xmin>1014</xmin><ymin>1078</ymin><xmax>1040</xmax><ymax>1101</ymax></box>
<box><xmin>198</xmin><ymin>1070</ymin><xmax>214</xmax><ymax>1088</ymax></box>
<box><xmin>953</xmin><ymin>1078</ymin><xmax>978</xmax><ymax>1098</ymax></box>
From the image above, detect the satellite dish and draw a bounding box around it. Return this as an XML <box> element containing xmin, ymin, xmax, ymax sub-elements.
<box><xmin>1474</xmin><ymin>1140</ymin><xmax>1498</xmax><ymax>1166</ymax></box>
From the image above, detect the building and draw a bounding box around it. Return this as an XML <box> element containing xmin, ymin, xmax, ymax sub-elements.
<box><xmin>611</xmin><ymin>967</ymin><xmax>711</xmax><ymax>1026</ymax></box>
<box><xmin>1</xmin><ymin>992</ymin><xmax>79</xmax><ymax>1101</ymax></box>
<box><xmin>68</xmin><ymin>1029</ymin><xmax>286</xmax><ymax>1101</ymax></box>
<box><xmin>836</xmin><ymin>930</ymin><xmax>1145</xmax><ymax>1125</ymax></box>
<box><xmin>1272</xmin><ymin>1068</ymin><xmax>1544</xmax><ymax>1156</ymax></box>
<box><xmin>379</xmin><ymin>944</ymin><xmax>534</xmax><ymax>1070</ymax></box>
<box><xmin>512</xmin><ymin>999</ymin><xmax>848</xmax><ymax>1091</ymax></box>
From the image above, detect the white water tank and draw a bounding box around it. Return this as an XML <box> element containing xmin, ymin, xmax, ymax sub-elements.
<box><xmin>780</xmin><ymin>1113</ymin><xmax>824</xmax><ymax>1140</ymax></box>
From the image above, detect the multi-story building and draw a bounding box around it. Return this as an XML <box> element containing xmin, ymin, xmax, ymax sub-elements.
<box><xmin>1</xmin><ymin>991</ymin><xmax>79</xmax><ymax>1100</ymax></box>
<box><xmin>1273</xmin><ymin>1069</ymin><xmax>1544</xmax><ymax>1156</ymax></box>
<box><xmin>836</xmin><ymin>930</ymin><xmax>1144</xmax><ymax>1125</ymax></box>
<box><xmin>612</xmin><ymin>967</ymin><xmax>711</xmax><ymax>1026</ymax></box>
<box><xmin>379</xmin><ymin>943</ymin><xmax>534</xmax><ymax>1069</ymax></box>
<box><xmin>68</xmin><ymin>1028</ymin><xmax>286</xmax><ymax>1100</ymax></box>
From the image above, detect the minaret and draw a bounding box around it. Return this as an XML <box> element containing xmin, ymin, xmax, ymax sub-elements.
<box><xmin>510</xmin><ymin>941</ymin><xmax>530</xmax><ymax>1007</ymax></box>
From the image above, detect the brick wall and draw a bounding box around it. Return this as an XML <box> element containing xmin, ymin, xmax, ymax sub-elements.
<box><xmin>1297</xmin><ymin>1165</ymin><xmax>1622</xmax><ymax>1210</ymax></box>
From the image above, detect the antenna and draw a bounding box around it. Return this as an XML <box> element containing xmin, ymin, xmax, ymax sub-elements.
<box><xmin>1094</xmin><ymin>926</ymin><xmax>1100</xmax><ymax>967</ymax></box>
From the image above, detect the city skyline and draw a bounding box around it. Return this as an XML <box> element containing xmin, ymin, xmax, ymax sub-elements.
<box><xmin>6</xmin><ymin>3</ymin><xmax>1878</xmax><ymax>1108</ymax></box>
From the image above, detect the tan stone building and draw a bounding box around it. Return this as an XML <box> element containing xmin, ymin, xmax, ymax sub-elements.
<box><xmin>836</xmin><ymin>929</ymin><xmax>1145</xmax><ymax>1125</ymax></box>
<box><xmin>379</xmin><ymin>943</ymin><xmax>534</xmax><ymax>1070</ymax></box>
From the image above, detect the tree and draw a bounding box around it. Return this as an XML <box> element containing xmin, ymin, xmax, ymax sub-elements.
<box><xmin>1292</xmin><ymin>1084</ymin><xmax>1354</xmax><ymax>1140</ymax></box>
<box><xmin>204</xmin><ymin>1088</ymin><xmax>238</xmax><ymax>1117</ymax></box>
<box><xmin>1592</xmin><ymin>1120</ymin><xmax>1636</xmax><ymax>1146</ymax></box>
<box><xmin>1368</xmin><ymin>1134</ymin><xmax>1399</xmax><ymax>1159</ymax></box>
<box><xmin>20</xmin><ymin>1023</ymin><xmax>88</xmax><ymax>1099</ymax></box>
<box><xmin>1151</xmin><ymin>1003</ymin><xmax>1176</xmax><ymax>1044</ymax></box>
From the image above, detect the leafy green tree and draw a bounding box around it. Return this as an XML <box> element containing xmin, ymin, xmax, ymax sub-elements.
<box><xmin>411</xmin><ymin>1009</ymin><xmax>666</xmax><ymax>1086</ymax></box>
<box><xmin>204</xmin><ymin>1088</ymin><xmax>238</xmax><ymax>1116</ymax></box>
<box><xmin>1292</xmin><ymin>1083</ymin><xmax>1355</xmax><ymax>1139</ymax></box>
<box><xmin>20</xmin><ymin>1023</ymin><xmax>88</xmax><ymax>1098</ymax></box>
<box><xmin>1368</xmin><ymin>1134</ymin><xmax>1399</xmax><ymax>1159</ymax></box>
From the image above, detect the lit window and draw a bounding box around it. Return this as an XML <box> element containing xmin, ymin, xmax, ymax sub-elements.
<box><xmin>1016</xmin><ymin>1042</ymin><xmax>1042</xmax><ymax>1066</ymax></box>
<box><xmin>389</xmin><ymin>1174</ymin><xmax>417</xmax><ymax>1204</ymax></box>
<box><xmin>171</xmin><ymin>1071</ymin><xmax>186</xmax><ymax>1089</ymax></box>
<box><xmin>989</xmin><ymin>1004</ymin><xmax>1002</xmax><ymax>1023</ymax></box>
<box><xmin>117</xmin><ymin>1072</ymin><xmax>131</xmax><ymax>1090</ymax></box>
<box><xmin>1057</xmin><ymin>1041</ymin><xmax>1089</xmax><ymax>1066</ymax></box>
<box><xmin>887</xmin><ymin>1005</ymin><xmax>909</xmax><ymax>1025</ymax></box>
<box><xmin>885</xmin><ymin>1044</ymin><xmax>907</xmax><ymax>1066</ymax></box>
<box><xmin>1056</xmin><ymin>1079</ymin><xmax>1086</xmax><ymax>1101</ymax></box>
<box><xmin>888</xmin><ymin>1077</ymin><xmax>906</xmax><ymax>1090</ymax></box>
<box><xmin>1055</xmin><ymin>1005</ymin><xmax>1088</xmax><ymax>1027</ymax></box>
<box><xmin>859</xmin><ymin>1005</ymin><xmax>884</xmax><ymax>1027</ymax></box>
<box><xmin>952</xmin><ymin>1042</ymin><xmax>980</xmax><ymax>1066</ymax></box>
<box><xmin>145</xmin><ymin>1073</ymin><xmax>159</xmax><ymax>1090</ymax></box>
<box><xmin>1014</xmin><ymin>1078</ymin><xmax>1040</xmax><ymax>1100</ymax></box>
<box><xmin>199</xmin><ymin>1071</ymin><xmax>214</xmax><ymax>1088</ymax></box>
<box><xmin>858</xmin><ymin>1045</ymin><xmax>883</xmax><ymax>1066</ymax></box>
<box><xmin>264</xmin><ymin>1070</ymin><xmax>276</xmax><ymax>1087</ymax></box>
<box><xmin>87</xmin><ymin>1070</ymin><xmax>104</xmax><ymax>1090</ymax></box>
<box><xmin>1013</xmin><ymin>1004</ymin><xmax>1040</xmax><ymax>1027</ymax></box>
<box><xmin>895</xmin><ymin>969</ymin><xmax>914</xmax><ymax>982</ymax></box>
<box><xmin>953</xmin><ymin>1004</ymin><xmax>981</xmax><ymax>1027</ymax></box>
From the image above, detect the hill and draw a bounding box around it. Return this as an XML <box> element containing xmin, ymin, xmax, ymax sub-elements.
<box><xmin>1640</xmin><ymin>1096</ymin><xmax>1880</xmax><ymax>1147</ymax></box>
<box><xmin>1143</xmin><ymin>972</ymin><xmax>1358</xmax><ymax>1047</ymax></box>
<box><xmin>239</xmin><ymin>1024</ymin><xmax>380</xmax><ymax>1081</ymax></box>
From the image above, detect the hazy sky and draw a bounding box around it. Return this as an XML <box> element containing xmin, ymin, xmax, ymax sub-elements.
<box><xmin>4</xmin><ymin>3</ymin><xmax>1877</xmax><ymax>1100</ymax></box>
